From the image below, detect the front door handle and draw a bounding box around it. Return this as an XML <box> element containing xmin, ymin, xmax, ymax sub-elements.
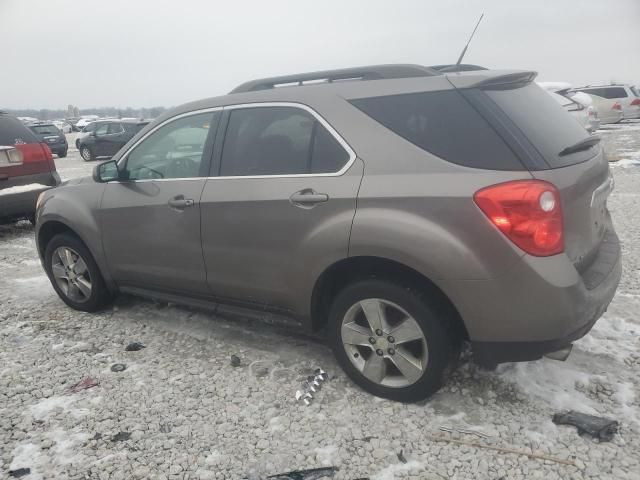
<box><xmin>290</xmin><ymin>189</ymin><xmax>329</xmax><ymax>208</ymax></box>
<box><xmin>168</xmin><ymin>196</ymin><xmax>195</xmax><ymax>210</ymax></box>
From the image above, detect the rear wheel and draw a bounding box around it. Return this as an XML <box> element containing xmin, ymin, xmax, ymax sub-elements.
<box><xmin>328</xmin><ymin>279</ymin><xmax>457</xmax><ymax>402</ymax></box>
<box><xmin>58</xmin><ymin>149</ymin><xmax>67</xmax><ymax>158</ymax></box>
<box><xmin>44</xmin><ymin>233</ymin><xmax>112</xmax><ymax>312</ymax></box>
<box><xmin>80</xmin><ymin>145</ymin><xmax>94</xmax><ymax>161</ymax></box>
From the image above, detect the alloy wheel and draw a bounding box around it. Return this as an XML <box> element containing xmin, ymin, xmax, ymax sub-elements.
<box><xmin>51</xmin><ymin>246</ymin><xmax>92</xmax><ymax>303</ymax></box>
<box><xmin>81</xmin><ymin>147</ymin><xmax>91</xmax><ymax>161</ymax></box>
<box><xmin>340</xmin><ymin>298</ymin><xmax>428</xmax><ymax>388</ymax></box>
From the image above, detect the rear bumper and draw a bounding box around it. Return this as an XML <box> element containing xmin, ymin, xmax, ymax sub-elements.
<box><xmin>0</xmin><ymin>171</ymin><xmax>61</xmax><ymax>220</ymax></box>
<box><xmin>442</xmin><ymin>228</ymin><xmax>622</xmax><ymax>364</ymax></box>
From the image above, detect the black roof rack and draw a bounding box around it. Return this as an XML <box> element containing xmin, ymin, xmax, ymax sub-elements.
<box><xmin>230</xmin><ymin>64</ymin><xmax>439</xmax><ymax>94</ymax></box>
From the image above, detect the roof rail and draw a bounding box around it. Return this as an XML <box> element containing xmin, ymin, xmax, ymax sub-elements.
<box><xmin>230</xmin><ymin>64</ymin><xmax>438</xmax><ymax>94</ymax></box>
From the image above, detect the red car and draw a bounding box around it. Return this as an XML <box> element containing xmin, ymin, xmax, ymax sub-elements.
<box><xmin>0</xmin><ymin>112</ymin><xmax>60</xmax><ymax>223</ymax></box>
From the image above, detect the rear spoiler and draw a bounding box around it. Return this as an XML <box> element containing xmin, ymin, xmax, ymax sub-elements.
<box><xmin>473</xmin><ymin>71</ymin><xmax>538</xmax><ymax>90</ymax></box>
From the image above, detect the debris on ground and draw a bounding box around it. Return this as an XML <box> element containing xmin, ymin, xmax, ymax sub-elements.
<box><xmin>230</xmin><ymin>354</ymin><xmax>241</xmax><ymax>367</ymax></box>
<box><xmin>69</xmin><ymin>376</ymin><xmax>99</xmax><ymax>393</ymax></box>
<box><xmin>125</xmin><ymin>342</ymin><xmax>145</xmax><ymax>351</ymax></box>
<box><xmin>110</xmin><ymin>363</ymin><xmax>126</xmax><ymax>372</ymax></box>
<box><xmin>111</xmin><ymin>431</ymin><xmax>131</xmax><ymax>442</ymax></box>
<box><xmin>295</xmin><ymin>368</ymin><xmax>328</xmax><ymax>406</ymax></box>
<box><xmin>266</xmin><ymin>466</ymin><xmax>339</xmax><ymax>479</ymax></box>
<box><xmin>552</xmin><ymin>411</ymin><xmax>619</xmax><ymax>441</ymax></box>
<box><xmin>439</xmin><ymin>425</ymin><xmax>490</xmax><ymax>439</ymax></box>
<box><xmin>8</xmin><ymin>468</ymin><xmax>31</xmax><ymax>478</ymax></box>
<box><xmin>397</xmin><ymin>450</ymin><xmax>407</xmax><ymax>464</ymax></box>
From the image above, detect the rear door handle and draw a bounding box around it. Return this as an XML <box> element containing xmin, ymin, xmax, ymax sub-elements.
<box><xmin>290</xmin><ymin>189</ymin><xmax>329</xmax><ymax>207</ymax></box>
<box><xmin>168</xmin><ymin>196</ymin><xmax>195</xmax><ymax>210</ymax></box>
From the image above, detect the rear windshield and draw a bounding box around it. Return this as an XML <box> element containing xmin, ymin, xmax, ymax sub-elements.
<box><xmin>29</xmin><ymin>124</ymin><xmax>60</xmax><ymax>135</ymax></box>
<box><xmin>486</xmin><ymin>84</ymin><xmax>595</xmax><ymax>168</ymax></box>
<box><xmin>0</xmin><ymin>115</ymin><xmax>39</xmax><ymax>145</ymax></box>
<box><xmin>350</xmin><ymin>90</ymin><xmax>524</xmax><ymax>170</ymax></box>
<box><xmin>580</xmin><ymin>87</ymin><xmax>627</xmax><ymax>99</ymax></box>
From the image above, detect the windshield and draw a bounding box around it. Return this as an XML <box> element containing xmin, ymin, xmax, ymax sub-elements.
<box><xmin>486</xmin><ymin>83</ymin><xmax>594</xmax><ymax>168</ymax></box>
<box><xmin>29</xmin><ymin>124</ymin><xmax>60</xmax><ymax>135</ymax></box>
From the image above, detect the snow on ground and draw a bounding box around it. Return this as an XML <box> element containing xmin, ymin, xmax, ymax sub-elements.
<box><xmin>1</xmin><ymin>125</ymin><xmax>640</xmax><ymax>479</ymax></box>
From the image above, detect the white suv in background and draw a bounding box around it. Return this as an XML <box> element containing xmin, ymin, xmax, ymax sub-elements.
<box><xmin>573</xmin><ymin>84</ymin><xmax>640</xmax><ymax>120</ymax></box>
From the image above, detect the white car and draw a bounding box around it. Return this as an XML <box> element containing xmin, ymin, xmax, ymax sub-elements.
<box><xmin>75</xmin><ymin>117</ymin><xmax>98</xmax><ymax>130</ymax></box>
<box><xmin>589</xmin><ymin>95</ymin><xmax>624</xmax><ymax>125</ymax></box>
<box><xmin>573</xmin><ymin>84</ymin><xmax>640</xmax><ymax>120</ymax></box>
<box><xmin>52</xmin><ymin>120</ymin><xmax>72</xmax><ymax>133</ymax></box>
<box><xmin>539</xmin><ymin>82</ymin><xmax>599</xmax><ymax>132</ymax></box>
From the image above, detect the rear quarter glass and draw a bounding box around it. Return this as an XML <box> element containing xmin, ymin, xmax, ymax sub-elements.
<box><xmin>485</xmin><ymin>83</ymin><xmax>595</xmax><ymax>168</ymax></box>
<box><xmin>0</xmin><ymin>116</ymin><xmax>40</xmax><ymax>145</ymax></box>
<box><xmin>349</xmin><ymin>90</ymin><xmax>524</xmax><ymax>170</ymax></box>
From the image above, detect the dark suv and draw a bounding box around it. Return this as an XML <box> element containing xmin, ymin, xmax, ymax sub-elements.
<box><xmin>27</xmin><ymin>123</ymin><xmax>68</xmax><ymax>157</ymax></box>
<box><xmin>77</xmin><ymin>120</ymin><xmax>149</xmax><ymax>161</ymax></box>
<box><xmin>35</xmin><ymin>65</ymin><xmax>621</xmax><ymax>401</ymax></box>
<box><xmin>1</xmin><ymin>113</ymin><xmax>60</xmax><ymax>223</ymax></box>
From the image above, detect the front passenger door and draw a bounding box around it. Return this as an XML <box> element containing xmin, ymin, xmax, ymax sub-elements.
<box><xmin>100</xmin><ymin>111</ymin><xmax>220</xmax><ymax>295</ymax></box>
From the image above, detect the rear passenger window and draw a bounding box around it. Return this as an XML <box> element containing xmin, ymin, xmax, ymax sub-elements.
<box><xmin>350</xmin><ymin>91</ymin><xmax>523</xmax><ymax>170</ymax></box>
<box><xmin>220</xmin><ymin>106</ymin><xmax>350</xmax><ymax>176</ymax></box>
<box><xmin>584</xmin><ymin>87</ymin><xmax>627</xmax><ymax>99</ymax></box>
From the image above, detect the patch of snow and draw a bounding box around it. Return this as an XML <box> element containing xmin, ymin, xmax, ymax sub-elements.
<box><xmin>0</xmin><ymin>183</ymin><xmax>49</xmax><ymax>196</ymax></box>
<box><xmin>268</xmin><ymin>416</ymin><xmax>285</xmax><ymax>433</ymax></box>
<box><xmin>576</xmin><ymin>315</ymin><xmax>640</xmax><ymax>364</ymax></box>
<box><xmin>371</xmin><ymin>460</ymin><xmax>424</xmax><ymax>480</ymax></box>
<box><xmin>46</xmin><ymin>429</ymin><xmax>90</xmax><ymax>465</ymax></box>
<box><xmin>314</xmin><ymin>445</ymin><xmax>338</xmax><ymax>466</ymax></box>
<box><xmin>29</xmin><ymin>395</ymin><xmax>77</xmax><ymax>421</ymax></box>
<box><xmin>497</xmin><ymin>359</ymin><xmax>597</xmax><ymax>414</ymax></box>
<box><xmin>9</xmin><ymin>443</ymin><xmax>45</xmax><ymax>480</ymax></box>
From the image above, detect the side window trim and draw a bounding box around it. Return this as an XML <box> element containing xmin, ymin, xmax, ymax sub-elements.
<box><xmin>115</xmin><ymin>107</ymin><xmax>222</xmax><ymax>182</ymax></box>
<box><xmin>211</xmin><ymin>102</ymin><xmax>356</xmax><ymax>179</ymax></box>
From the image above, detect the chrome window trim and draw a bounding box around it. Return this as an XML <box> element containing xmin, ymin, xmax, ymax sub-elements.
<box><xmin>113</xmin><ymin>102</ymin><xmax>356</xmax><ymax>183</ymax></box>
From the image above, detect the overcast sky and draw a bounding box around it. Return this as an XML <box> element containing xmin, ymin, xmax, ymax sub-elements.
<box><xmin>2</xmin><ymin>0</ymin><xmax>639</xmax><ymax>110</ymax></box>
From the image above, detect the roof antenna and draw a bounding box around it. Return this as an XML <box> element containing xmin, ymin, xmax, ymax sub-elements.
<box><xmin>456</xmin><ymin>13</ymin><xmax>484</xmax><ymax>66</ymax></box>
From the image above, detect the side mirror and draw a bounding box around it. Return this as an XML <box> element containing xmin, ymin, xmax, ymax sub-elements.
<box><xmin>93</xmin><ymin>160</ymin><xmax>120</xmax><ymax>183</ymax></box>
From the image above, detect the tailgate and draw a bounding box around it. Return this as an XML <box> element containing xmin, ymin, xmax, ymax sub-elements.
<box><xmin>531</xmin><ymin>148</ymin><xmax>612</xmax><ymax>268</ymax></box>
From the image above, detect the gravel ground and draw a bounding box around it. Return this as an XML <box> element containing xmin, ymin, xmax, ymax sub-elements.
<box><xmin>1</xmin><ymin>125</ymin><xmax>639</xmax><ymax>480</ymax></box>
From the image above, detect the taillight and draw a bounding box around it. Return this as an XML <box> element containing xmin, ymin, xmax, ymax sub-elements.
<box><xmin>630</xmin><ymin>98</ymin><xmax>640</xmax><ymax>106</ymax></box>
<box><xmin>39</xmin><ymin>143</ymin><xmax>57</xmax><ymax>171</ymax></box>
<box><xmin>474</xmin><ymin>180</ymin><xmax>564</xmax><ymax>257</ymax></box>
<box><xmin>612</xmin><ymin>102</ymin><xmax>622</xmax><ymax>111</ymax></box>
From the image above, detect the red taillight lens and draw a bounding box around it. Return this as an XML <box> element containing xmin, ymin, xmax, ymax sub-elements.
<box><xmin>474</xmin><ymin>180</ymin><xmax>564</xmax><ymax>257</ymax></box>
<box><xmin>39</xmin><ymin>143</ymin><xmax>57</xmax><ymax>171</ymax></box>
<box><xmin>612</xmin><ymin>102</ymin><xmax>622</xmax><ymax>111</ymax></box>
<box><xmin>631</xmin><ymin>98</ymin><xmax>640</xmax><ymax>106</ymax></box>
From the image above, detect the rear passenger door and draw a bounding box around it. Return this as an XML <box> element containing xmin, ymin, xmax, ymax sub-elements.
<box><xmin>200</xmin><ymin>104</ymin><xmax>362</xmax><ymax>314</ymax></box>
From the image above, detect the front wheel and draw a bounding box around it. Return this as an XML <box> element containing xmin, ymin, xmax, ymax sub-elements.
<box><xmin>328</xmin><ymin>279</ymin><xmax>456</xmax><ymax>402</ymax></box>
<box><xmin>44</xmin><ymin>233</ymin><xmax>112</xmax><ymax>312</ymax></box>
<box><xmin>80</xmin><ymin>145</ymin><xmax>94</xmax><ymax>161</ymax></box>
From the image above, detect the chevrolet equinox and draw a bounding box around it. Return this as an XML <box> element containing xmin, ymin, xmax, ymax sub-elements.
<box><xmin>35</xmin><ymin>65</ymin><xmax>621</xmax><ymax>402</ymax></box>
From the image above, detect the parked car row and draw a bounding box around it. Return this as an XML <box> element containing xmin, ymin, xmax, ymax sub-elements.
<box><xmin>539</xmin><ymin>82</ymin><xmax>638</xmax><ymax>130</ymax></box>
<box><xmin>76</xmin><ymin>119</ymin><xmax>149</xmax><ymax>161</ymax></box>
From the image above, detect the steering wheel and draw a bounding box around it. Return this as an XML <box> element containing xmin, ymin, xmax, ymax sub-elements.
<box><xmin>165</xmin><ymin>157</ymin><xmax>199</xmax><ymax>178</ymax></box>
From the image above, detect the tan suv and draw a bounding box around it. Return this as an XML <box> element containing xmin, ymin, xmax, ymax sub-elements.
<box><xmin>35</xmin><ymin>65</ymin><xmax>621</xmax><ymax>401</ymax></box>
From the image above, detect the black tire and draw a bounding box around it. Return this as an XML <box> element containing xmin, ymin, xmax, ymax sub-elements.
<box><xmin>58</xmin><ymin>150</ymin><xmax>67</xmax><ymax>158</ymax></box>
<box><xmin>80</xmin><ymin>145</ymin><xmax>94</xmax><ymax>161</ymax></box>
<box><xmin>328</xmin><ymin>279</ymin><xmax>456</xmax><ymax>402</ymax></box>
<box><xmin>44</xmin><ymin>233</ymin><xmax>113</xmax><ymax>312</ymax></box>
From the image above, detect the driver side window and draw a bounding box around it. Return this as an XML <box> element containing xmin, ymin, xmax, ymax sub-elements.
<box><xmin>124</xmin><ymin>112</ymin><xmax>217</xmax><ymax>180</ymax></box>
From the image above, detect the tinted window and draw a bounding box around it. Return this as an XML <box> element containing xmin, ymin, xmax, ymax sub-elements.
<box><xmin>83</xmin><ymin>123</ymin><xmax>97</xmax><ymax>132</ymax></box>
<box><xmin>95</xmin><ymin>123</ymin><xmax>109</xmax><ymax>135</ymax></box>
<box><xmin>487</xmin><ymin>83</ymin><xmax>593</xmax><ymax>168</ymax></box>
<box><xmin>581</xmin><ymin>87</ymin><xmax>627</xmax><ymax>99</ymax></box>
<box><xmin>108</xmin><ymin>123</ymin><xmax>124</xmax><ymax>134</ymax></box>
<box><xmin>30</xmin><ymin>124</ymin><xmax>60</xmax><ymax>135</ymax></box>
<box><xmin>124</xmin><ymin>112</ymin><xmax>217</xmax><ymax>180</ymax></box>
<box><xmin>220</xmin><ymin>106</ymin><xmax>349</xmax><ymax>176</ymax></box>
<box><xmin>350</xmin><ymin>90</ymin><xmax>522</xmax><ymax>170</ymax></box>
<box><xmin>123</xmin><ymin>122</ymin><xmax>148</xmax><ymax>133</ymax></box>
<box><xmin>0</xmin><ymin>115</ymin><xmax>39</xmax><ymax>145</ymax></box>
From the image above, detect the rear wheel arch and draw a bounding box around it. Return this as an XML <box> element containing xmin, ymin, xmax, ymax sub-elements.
<box><xmin>310</xmin><ymin>256</ymin><xmax>469</xmax><ymax>341</ymax></box>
